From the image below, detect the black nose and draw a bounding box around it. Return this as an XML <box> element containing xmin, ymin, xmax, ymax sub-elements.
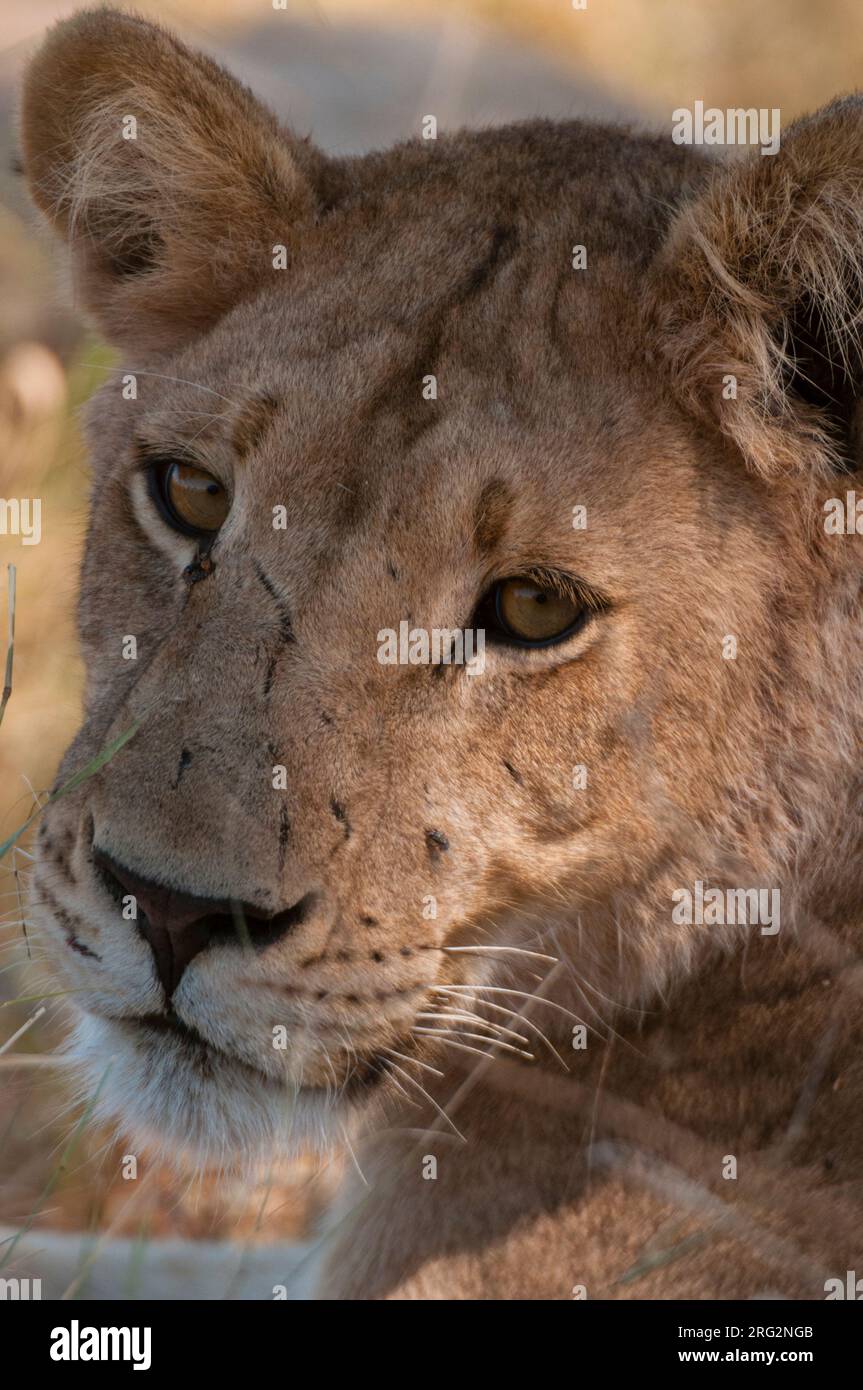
<box><xmin>93</xmin><ymin>849</ymin><xmax>312</xmax><ymax>999</ymax></box>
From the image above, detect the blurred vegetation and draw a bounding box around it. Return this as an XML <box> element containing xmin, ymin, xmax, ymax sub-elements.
<box><xmin>2</xmin><ymin>0</ymin><xmax>863</xmax><ymax>1249</ymax></box>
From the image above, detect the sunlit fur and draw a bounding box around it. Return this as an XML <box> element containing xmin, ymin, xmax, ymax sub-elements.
<box><xmin>20</xmin><ymin>10</ymin><xmax>863</xmax><ymax>1297</ymax></box>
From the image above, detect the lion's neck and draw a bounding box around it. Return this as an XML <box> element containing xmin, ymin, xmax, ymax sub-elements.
<box><xmin>317</xmin><ymin>923</ymin><xmax>863</xmax><ymax>1298</ymax></box>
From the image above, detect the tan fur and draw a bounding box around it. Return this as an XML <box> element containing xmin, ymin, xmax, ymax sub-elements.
<box><xmin>21</xmin><ymin>10</ymin><xmax>863</xmax><ymax>1298</ymax></box>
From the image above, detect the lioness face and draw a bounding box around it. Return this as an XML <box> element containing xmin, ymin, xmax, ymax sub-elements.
<box><xmin>23</xmin><ymin>13</ymin><xmax>863</xmax><ymax>1160</ymax></box>
<box><xmin>34</xmin><ymin>250</ymin><xmax>709</xmax><ymax>1158</ymax></box>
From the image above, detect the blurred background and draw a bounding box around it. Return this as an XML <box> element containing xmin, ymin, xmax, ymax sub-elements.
<box><xmin>2</xmin><ymin>0</ymin><xmax>863</xmax><ymax>1283</ymax></box>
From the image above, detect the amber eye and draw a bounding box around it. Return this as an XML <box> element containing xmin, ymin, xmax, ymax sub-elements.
<box><xmin>149</xmin><ymin>460</ymin><xmax>230</xmax><ymax>537</ymax></box>
<box><xmin>492</xmin><ymin>577</ymin><xmax>585</xmax><ymax>646</ymax></box>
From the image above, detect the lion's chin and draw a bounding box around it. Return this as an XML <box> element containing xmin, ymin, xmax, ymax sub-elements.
<box><xmin>67</xmin><ymin>1013</ymin><xmax>342</xmax><ymax>1169</ymax></box>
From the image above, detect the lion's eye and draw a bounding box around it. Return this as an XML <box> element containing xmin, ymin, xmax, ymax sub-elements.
<box><xmin>492</xmin><ymin>577</ymin><xmax>585</xmax><ymax>646</ymax></box>
<box><xmin>149</xmin><ymin>461</ymin><xmax>229</xmax><ymax>537</ymax></box>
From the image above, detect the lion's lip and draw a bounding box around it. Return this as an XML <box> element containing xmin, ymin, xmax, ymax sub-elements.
<box><xmin>123</xmin><ymin>1009</ymin><xmax>214</xmax><ymax>1047</ymax></box>
<box><xmin>114</xmin><ymin>1011</ymin><xmax>393</xmax><ymax>1098</ymax></box>
<box><xmin>116</xmin><ymin>1010</ymin><xmax>275</xmax><ymax>1084</ymax></box>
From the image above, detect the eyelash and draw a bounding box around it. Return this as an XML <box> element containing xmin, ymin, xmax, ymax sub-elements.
<box><xmin>474</xmin><ymin>569</ymin><xmax>607</xmax><ymax>649</ymax></box>
<box><xmin>513</xmin><ymin>567</ymin><xmax>605</xmax><ymax>615</ymax></box>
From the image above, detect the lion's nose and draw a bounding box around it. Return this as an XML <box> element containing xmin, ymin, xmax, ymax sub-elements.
<box><xmin>93</xmin><ymin>849</ymin><xmax>313</xmax><ymax>999</ymax></box>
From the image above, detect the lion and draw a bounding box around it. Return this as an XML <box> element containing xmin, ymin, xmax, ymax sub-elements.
<box><xmin>16</xmin><ymin>8</ymin><xmax>863</xmax><ymax>1299</ymax></box>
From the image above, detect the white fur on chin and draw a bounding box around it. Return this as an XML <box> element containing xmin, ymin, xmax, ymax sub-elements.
<box><xmin>67</xmin><ymin>1013</ymin><xmax>340</xmax><ymax>1172</ymax></box>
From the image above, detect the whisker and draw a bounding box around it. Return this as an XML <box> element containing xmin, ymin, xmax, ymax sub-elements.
<box><xmin>379</xmin><ymin>1127</ymin><xmax>463</xmax><ymax>1143</ymax></box>
<box><xmin>380</xmin><ymin>1046</ymin><xmax>444</xmax><ymax>1079</ymax></box>
<box><xmin>441</xmin><ymin>945</ymin><xmax>559</xmax><ymax>965</ymax></box>
<box><xmin>77</xmin><ymin>363</ymin><xmax>240</xmax><ymax>407</ymax></box>
<box><xmin>435</xmin><ymin>990</ymin><xmax>569</xmax><ymax>1070</ymax></box>
<box><xmin>416</xmin><ymin>1010</ymin><xmax>530</xmax><ymax>1046</ymax></box>
<box><xmin>337</xmin><ymin>1025</ymin><xmax>359</xmax><ymax>1071</ymax></box>
<box><xmin>321</xmin><ymin>1049</ymin><xmax>340</xmax><ymax>1101</ymax></box>
<box><xmin>338</xmin><ymin>1121</ymin><xmax>369</xmax><ymax>1187</ymax></box>
<box><xmin>412</xmin><ymin>1031</ymin><xmax>534</xmax><ymax>1067</ymax></box>
<box><xmin>548</xmin><ymin>922</ymin><xmax>649</xmax><ymax>1017</ymax></box>
<box><xmin>383</xmin><ymin>1070</ymin><xmax>421</xmax><ymax>1109</ymax></box>
<box><xmin>0</xmin><ymin>957</ymin><xmax>52</xmax><ymax>975</ymax></box>
<box><xmin>565</xmin><ymin>971</ymin><xmax>635</xmax><ymax>1051</ymax></box>
<box><xmin>413</xmin><ymin>1027</ymin><xmax>534</xmax><ymax>1062</ymax></box>
<box><xmin>384</xmin><ymin>1059</ymin><xmax>466</xmax><ymax>1142</ymax></box>
<box><xmin>572</xmin><ymin>965</ymin><xmax>647</xmax><ymax>1017</ymax></box>
<box><xmin>437</xmin><ymin>984</ymin><xmax>589</xmax><ymax>1031</ymax></box>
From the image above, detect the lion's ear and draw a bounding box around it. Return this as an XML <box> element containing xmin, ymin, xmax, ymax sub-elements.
<box><xmin>20</xmin><ymin>9</ymin><xmax>324</xmax><ymax>350</ymax></box>
<box><xmin>649</xmin><ymin>98</ymin><xmax>863</xmax><ymax>479</ymax></box>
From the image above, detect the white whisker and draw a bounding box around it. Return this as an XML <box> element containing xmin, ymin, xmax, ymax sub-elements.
<box><xmin>385</xmin><ymin>1059</ymin><xmax>466</xmax><ymax>1142</ymax></box>
<box><xmin>384</xmin><ymin>1071</ymin><xmax>421</xmax><ymax>1108</ymax></box>
<box><xmin>435</xmin><ymin>990</ymin><xmax>569</xmax><ymax>1070</ymax></box>
<box><xmin>412</xmin><ymin>1031</ymin><xmax>533</xmax><ymax>1067</ymax></box>
<box><xmin>414</xmin><ymin>1027</ymin><xmax>534</xmax><ymax>1061</ymax></box>
<box><xmin>338</xmin><ymin>1121</ymin><xmax>369</xmax><ymax>1187</ymax></box>
<box><xmin>381</xmin><ymin>1046</ymin><xmax>444</xmax><ymax>1079</ymax></box>
<box><xmin>442</xmin><ymin>945</ymin><xmax>559</xmax><ymax>964</ymax></box>
<box><xmin>437</xmin><ymin>984</ymin><xmax>588</xmax><ymax>1031</ymax></box>
<box><xmin>416</xmin><ymin>1010</ymin><xmax>530</xmax><ymax>1046</ymax></box>
<box><xmin>78</xmin><ymin>363</ymin><xmax>240</xmax><ymax>407</ymax></box>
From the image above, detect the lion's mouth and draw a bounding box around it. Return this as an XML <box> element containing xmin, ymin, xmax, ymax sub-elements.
<box><xmin>115</xmin><ymin>1011</ymin><xmax>394</xmax><ymax>1098</ymax></box>
<box><xmin>116</xmin><ymin>1011</ymin><xmax>273</xmax><ymax>1083</ymax></box>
